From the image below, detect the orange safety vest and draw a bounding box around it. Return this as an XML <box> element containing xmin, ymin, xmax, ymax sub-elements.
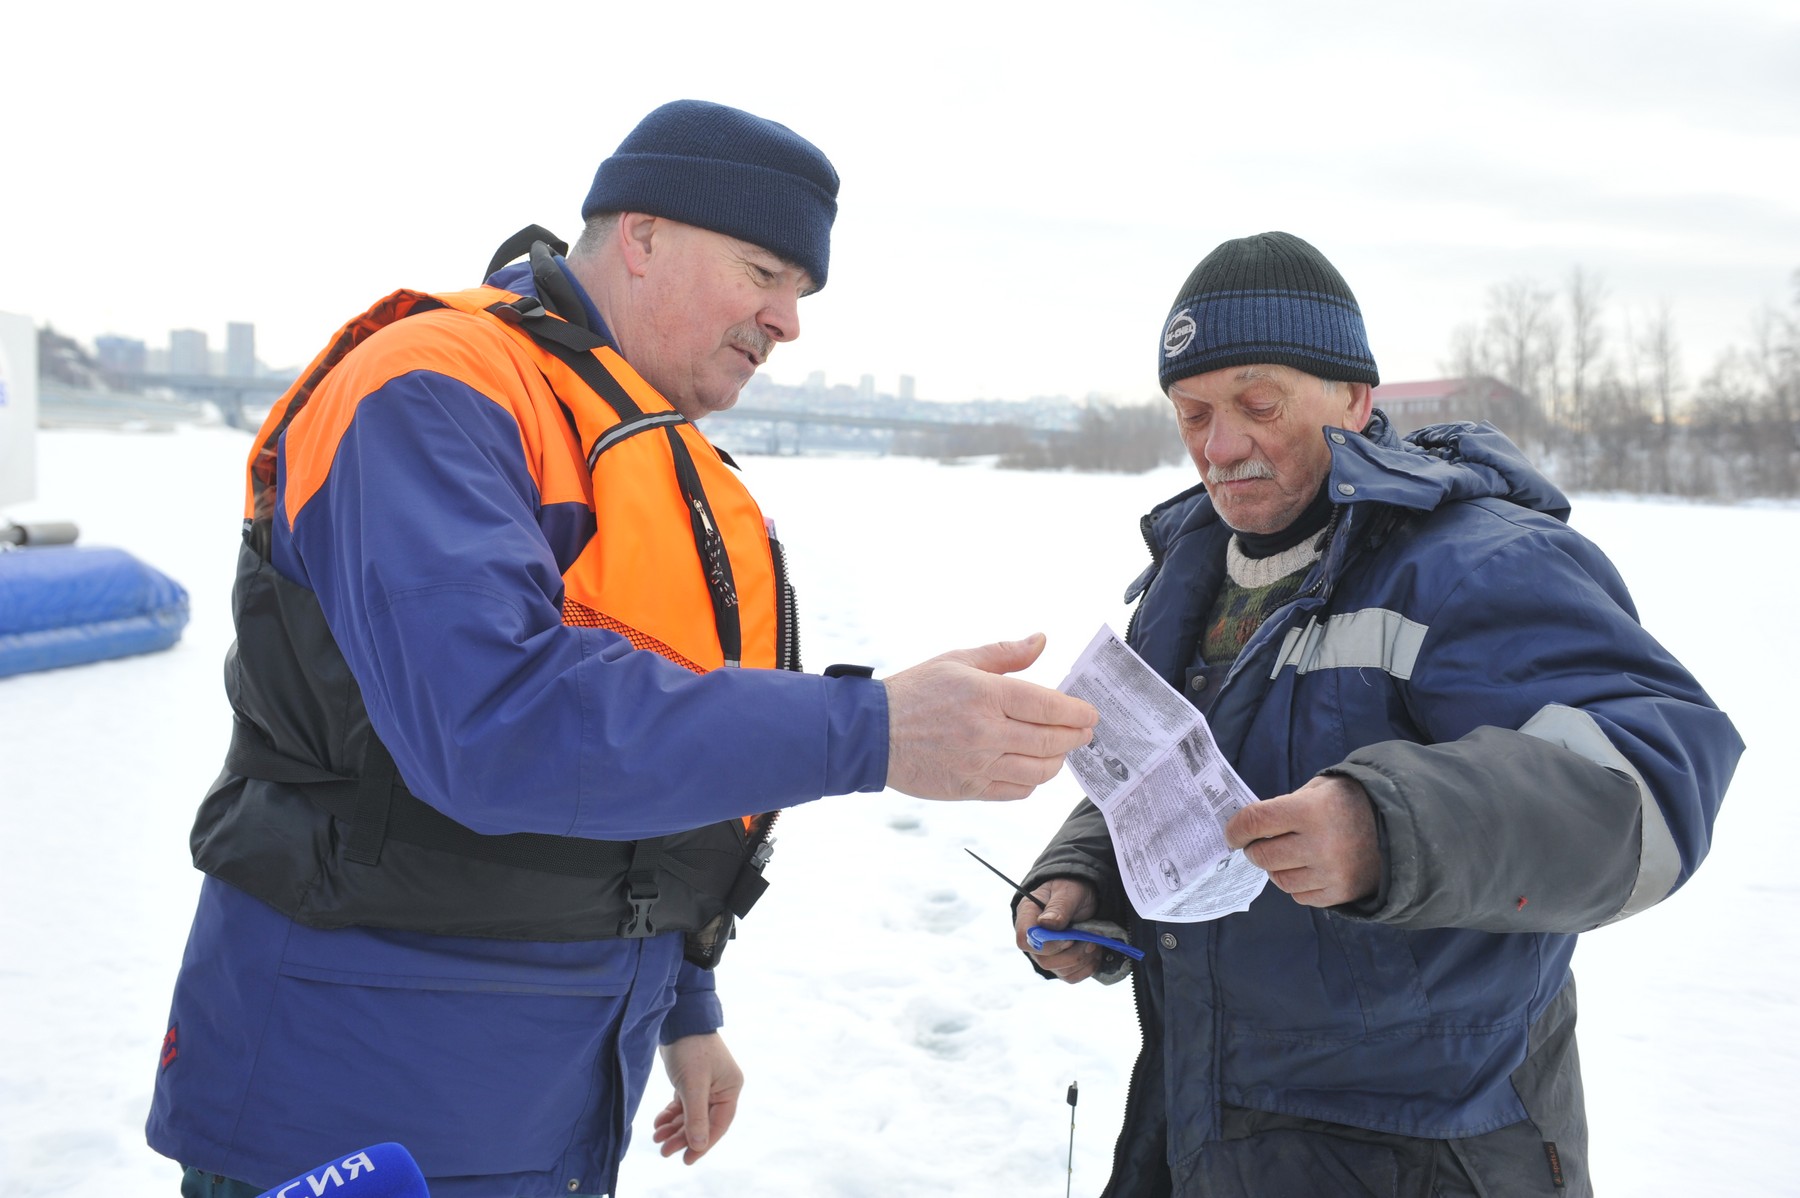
<box><xmin>245</xmin><ymin>283</ymin><xmax>786</xmax><ymax>678</ymax></box>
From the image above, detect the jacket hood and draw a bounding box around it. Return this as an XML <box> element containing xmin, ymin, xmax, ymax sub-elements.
<box><xmin>1335</xmin><ymin>410</ymin><xmax>1569</xmax><ymax>521</ymax></box>
<box><xmin>1143</xmin><ymin>409</ymin><xmax>1569</xmax><ymax>561</ymax></box>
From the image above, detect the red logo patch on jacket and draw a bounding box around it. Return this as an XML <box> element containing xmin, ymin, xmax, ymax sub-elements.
<box><xmin>161</xmin><ymin>1024</ymin><xmax>178</xmax><ymax>1070</ymax></box>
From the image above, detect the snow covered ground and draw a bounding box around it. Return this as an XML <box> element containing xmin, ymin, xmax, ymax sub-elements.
<box><xmin>1</xmin><ymin>425</ymin><xmax>1792</xmax><ymax>1196</ymax></box>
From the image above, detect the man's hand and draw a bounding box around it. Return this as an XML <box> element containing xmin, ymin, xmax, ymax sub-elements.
<box><xmin>1225</xmin><ymin>775</ymin><xmax>1381</xmax><ymax>908</ymax></box>
<box><xmin>1014</xmin><ymin>877</ymin><xmax>1100</xmax><ymax>983</ymax></box>
<box><xmin>651</xmin><ymin>1033</ymin><xmax>743</xmax><ymax>1165</ymax></box>
<box><xmin>883</xmin><ymin>634</ymin><xmax>1098</xmax><ymax>801</ymax></box>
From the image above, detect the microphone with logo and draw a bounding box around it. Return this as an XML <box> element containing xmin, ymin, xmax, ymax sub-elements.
<box><xmin>252</xmin><ymin>1142</ymin><xmax>430</xmax><ymax>1198</ymax></box>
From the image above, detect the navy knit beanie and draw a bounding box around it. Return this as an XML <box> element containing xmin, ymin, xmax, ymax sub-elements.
<box><xmin>583</xmin><ymin>99</ymin><xmax>840</xmax><ymax>289</ymax></box>
<box><xmin>1157</xmin><ymin>232</ymin><xmax>1379</xmax><ymax>392</ymax></box>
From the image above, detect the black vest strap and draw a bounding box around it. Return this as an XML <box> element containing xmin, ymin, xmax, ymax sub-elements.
<box><xmin>485</xmin><ymin>225</ymin><xmax>569</xmax><ymax>281</ymax></box>
<box><xmin>528</xmin><ymin>239</ymin><xmax>590</xmax><ymax>326</ymax></box>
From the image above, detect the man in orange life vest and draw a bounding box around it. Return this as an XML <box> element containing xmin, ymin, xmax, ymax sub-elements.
<box><xmin>146</xmin><ymin>99</ymin><xmax>1098</xmax><ymax>1198</ymax></box>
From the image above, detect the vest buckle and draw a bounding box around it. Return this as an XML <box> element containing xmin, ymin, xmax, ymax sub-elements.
<box><xmin>621</xmin><ymin>873</ymin><xmax>660</xmax><ymax>938</ymax></box>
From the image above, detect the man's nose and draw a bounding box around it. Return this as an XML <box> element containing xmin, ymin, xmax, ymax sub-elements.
<box><xmin>760</xmin><ymin>288</ymin><xmax>802</xmax><ymax>343</ymax></box>
<box><xmin>1204</xmin><ymin>412</ymin><xmax>1252</xmax><ymax>465</ymax></box>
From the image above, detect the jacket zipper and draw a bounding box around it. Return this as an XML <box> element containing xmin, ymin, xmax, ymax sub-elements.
<box><xmin>769</xmin><ymin>533</ymin><xmax>801</xmax><ymax>673</ymax></box>
<box><xmin>1123</xmin><ymin>510</ymin><xmax>1162</xmax><ymax>645</ymax></box>
<box><xmin>1103</xmin><ymin>942</ymin><xmax>1156</xmax><ymax>1197</ymax></box>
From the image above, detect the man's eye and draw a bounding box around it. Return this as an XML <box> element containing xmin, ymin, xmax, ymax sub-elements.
<box><xmin>750</xmin><ymin>265</ymin><xmax>776</xmax><ymax>284</ymax></box>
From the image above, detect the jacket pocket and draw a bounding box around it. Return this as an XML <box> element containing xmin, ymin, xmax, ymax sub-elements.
<box><xmin>241</xmin><ymin>971</ymin><xmax>642</xmax><ymax>1177</ymax></box>
<box><xmin>1318</xmin><ymin>913</ymin><xmax>1432</xmax><ymax>1031</ymax></box>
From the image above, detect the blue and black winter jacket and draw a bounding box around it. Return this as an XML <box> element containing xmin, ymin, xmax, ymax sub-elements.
<box><xmin>1027</xmin><ymin>412</ymin><xmax>1742</xmax><ymax>1194</ymax></box>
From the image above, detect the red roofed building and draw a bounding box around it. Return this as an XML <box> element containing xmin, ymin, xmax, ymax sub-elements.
<box><xmin>1372</xmin><ymin>377</ymin><xmax>1536</xmax><ymax>438</ymax></box>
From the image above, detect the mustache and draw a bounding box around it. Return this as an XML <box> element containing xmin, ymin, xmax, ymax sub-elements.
<box><xmin>730</xmin><ymin>328</ymin><xmax>773</xmax><ymax>366</ymax></box>
<box><xmin>1205</xmin><ymin>459</ymin><xmax>1276</xmax><ymax>486</ymax></box>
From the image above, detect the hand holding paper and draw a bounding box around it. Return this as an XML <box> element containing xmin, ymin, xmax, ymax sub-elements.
<box><xmin>1056</xmin><ymin>626</ymin><xmax>1268</xmax><ymax>922</ymax></box>
<box><xmin>1227</xmin><ymin>775</ymin><xmax>1381</xmax><ymax>908</ymax></box>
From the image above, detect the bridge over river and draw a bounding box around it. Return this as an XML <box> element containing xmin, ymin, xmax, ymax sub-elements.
<box><xmin>40</xmin><ymin>376</ymin><xmax>1048</xmax><ymax>454</ymax></box>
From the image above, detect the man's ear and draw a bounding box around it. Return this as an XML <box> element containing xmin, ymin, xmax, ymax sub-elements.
<box><xmin>1344</xmin><ymin>382</ymin><xmax>1374</xmax><ymax>429</ymax></box>
<box><xmin>617</xmin><ymin>212</ymin><xmax>659</xmax><ymax>277</ymax></box>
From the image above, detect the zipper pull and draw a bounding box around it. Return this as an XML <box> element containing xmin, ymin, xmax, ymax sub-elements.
<box><xmin>690</xmin><ymin>497</ymin><xmax>738</xmax><ymax>607</ymax></box>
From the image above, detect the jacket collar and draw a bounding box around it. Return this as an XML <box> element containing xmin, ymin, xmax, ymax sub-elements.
<box><xmin>1328</xmin><ymin>410</ymin><xmax>1570</xmax><ymax>521</ymax></box>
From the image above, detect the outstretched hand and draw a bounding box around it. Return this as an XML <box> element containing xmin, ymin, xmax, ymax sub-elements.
<box><xmin>652</xmin><ymin>1033</ymin><xmax>743</xmax><ymax>1165</ymax></box>
<box><xmin>883</xmin><ymin>633</ymin><xmax>1098</xmax><ymax>801</ymax></box>
<box><xmin>1225</xmin><ymin>775</ymin><xmax>1381</xmax><ymax>908</ymax></box>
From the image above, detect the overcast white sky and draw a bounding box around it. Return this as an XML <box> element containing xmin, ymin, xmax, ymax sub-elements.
<box><xmin>5</xmin><ymin>0</ymin><xmax>1797</xmax><ymax>405</ymax></box>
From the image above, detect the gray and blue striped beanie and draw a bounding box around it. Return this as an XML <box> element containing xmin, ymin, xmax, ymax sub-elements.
<box><xmin>584</xmin><ymin>99</ymin><xmax>840</xmax><ymax>289</ymax></box>
<box><xmin>1157</xmin><ymin>231</ymin><xmax>1379</xmax><ymax>391</ymax></box>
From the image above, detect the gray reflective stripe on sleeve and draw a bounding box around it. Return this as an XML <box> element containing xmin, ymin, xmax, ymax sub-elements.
<box><xmin>1518</xmin><ymin>703</ymin><xmax>1680</xmax><ymax>922</ymax></box>
<box><xmin>1270</xmin><ymin>608</ymin><xmax>1428</xmax><ymax>680</ymax></box>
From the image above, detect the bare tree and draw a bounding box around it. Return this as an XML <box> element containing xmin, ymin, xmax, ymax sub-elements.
<box><xmin>1687</xmin><ymin>273</ymin><xmax>1799</xmax><ymax>500</ymax></box>
<box><xmin>1482</xmin><ymin>278</ymin><xmax>1558</xmax><ymax>446</ymax></box>
<box><xmin>1690</xmin><ymin>350</ymin><xmax>1764</xmax><ymax>500</ymax></box>
<box><xmin>1586</xmin><ymin>372</ymin><xmax>1642</xmax><ymax>491</ymax></box>
<box><xmin>1442</xmin><ymin>321</ymin><xmax>1491</xmax><ymax>381</ymax></box>
<box><xmin>1540</xmin><ymin>317</ymin><xmax>1564</xmax><ymax>445</ymax></box>
<box><xmin>1637</xmin><ymin>301</ymin><xmax>1683</xmax><ymax>494</ymax></box>
<box><xmin>1740</xmin><ymin>281</ymin><xmax>1800</xmax><ymax>495</ymax></box>
<box><xmin>1443</xmin><ymin>262</ymin><xmax>1800</xmax><ymax>500</ymax></box>
<box><xmin>1564</xmin><ymin>267</ymin><xmax>1608</xmax><ymax>485</ymax></box>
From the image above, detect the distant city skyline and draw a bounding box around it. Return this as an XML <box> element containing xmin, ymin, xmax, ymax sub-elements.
<box><xmin>57</xmin><ymin>315</ymin><xmax>962</xmax><ymax>403</ymax></box>
<box><xmin>73</xmin><ymin>321</ymin><xmax>274</xmax><ymax>382</ymax></box>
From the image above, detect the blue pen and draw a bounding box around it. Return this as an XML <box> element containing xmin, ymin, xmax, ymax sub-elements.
<box><xmin>1025</xmin><ymin>923</ymin><xmax>1146</xmax><ymax>960</ymax></box>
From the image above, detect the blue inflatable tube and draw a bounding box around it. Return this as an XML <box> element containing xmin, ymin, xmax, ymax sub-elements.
<box><xmin>0</xmin><ymin>546</ymin><xmax>190</xmax><ymax>678</ymax></box>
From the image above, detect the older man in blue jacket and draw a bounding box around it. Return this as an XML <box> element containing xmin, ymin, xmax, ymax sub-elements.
<box><xmin>1016</xmin><ymin>231</ymin><xmax>1742</xmax><ymax>1197</ymax></box>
